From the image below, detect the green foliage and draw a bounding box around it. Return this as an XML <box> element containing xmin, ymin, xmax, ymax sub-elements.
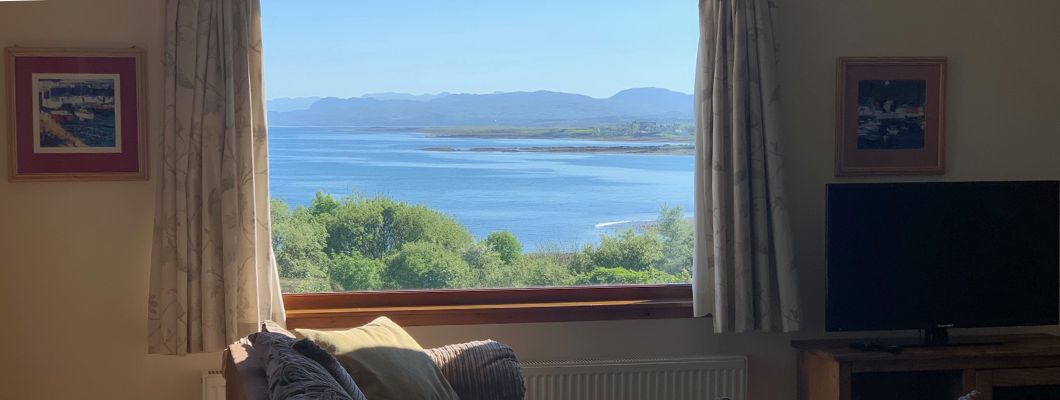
<box><xmin>383</xmin><ymin>241</ymin><xmax>473</xmax><ymax>289</ymax></box>
<box><xmin>463</xmin><ymin>243</ymin><xmax>506</xmax><ymax>281</ymax></box>
<box><xmin>270</xmin><ymin>193</ymin><xmax>693</xmax><ymax>293</ymax></box>
<box><xmin>484</xmin><ymin>231</ymin><xmax>522</xmax><ymax>263</ymax></box>
<box><xmin>329</xmin><ymin>252</ymin><xmax>385</xmax><ymax>291</ymax></box>
<box><xmin>311</xmin><ymin>193</ymin><xmax>473</xmax><ymax>259</ymax></box>
<box><xmin>297</xmin><ymin>277</ymin><xmax>333</xmax><ymax>293</ymax></box>
<box><xmin>653</xmin><ymin>205</ymin><xmax>694</xmax><ymax>275</ymax></box>
<box><xmin>589</xmin><ymin>229</ymin><xmax>663</xmax><ymax>271</ymax></box>
<box><xmin>484</xmin><ymin>255</ymin><xmax>576</xmax><ymax>288</ymax></box>
<box><xmin>271</xmin><ymin>201</ymin><xmax>329</xmax><ymax>281</ymax></box>
<box><xmin>575</xmin><ymin>267</ymin><xmax>684</xmax><ymax>285</ymax></box>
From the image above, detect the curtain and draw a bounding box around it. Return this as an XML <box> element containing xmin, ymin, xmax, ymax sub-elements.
<box><xmin>148</xmin><ymin>0</ymin><xmax>284</xmax><ymax>355</ymax></box>
<box><xmin>692</xmin><ymin>0</ymin><xmax>801</xmax><ymax>333</ymax></box>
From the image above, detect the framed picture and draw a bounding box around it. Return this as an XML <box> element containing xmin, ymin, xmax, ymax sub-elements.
<box><xmin>5</xmin><ymin>47</ymin><xmax>147</xmax><ymax>181</ymax></box>
<box><xmin>835</xmin><ymin>57</ymin><xmax>946</xmax><ymax>176</ymax></box>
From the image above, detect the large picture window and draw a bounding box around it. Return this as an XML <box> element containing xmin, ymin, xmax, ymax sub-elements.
<box><xmin>263</xmin><ymin>1</ymin><xmax>697</xmax><ymax>324</ymax></box>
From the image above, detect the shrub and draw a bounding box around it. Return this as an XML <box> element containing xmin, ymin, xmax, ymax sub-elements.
<box><xmin>311</xmin><ymin>193</ymin><xmax>474</xmax><ymax>258</ymax></box>
<box><xmin>329</xmin><ymin>252</ymin><xmax>385</xmax><ymax>291</ymax></box>
<box><xmin>271</xmin><ymin>201</ymin><xmax>329</xmax><ymax>281</ymax></box>
<box><xmin>484</xmin><ymin>255</ymin><xmax>576</xmax><ymax>288</ymax></box>
<box><xmin>384</xmin><ymin>241</ymin><xmax>473</xmax><ymax>289</ymax></box>
<box><xmin>653</xmin><ymin>205</ymin><xmax>694</xmax><ymax>275</ymax></box>
<box><xmin>575</xmin><ymin>266</ymin><xmax>683</xmax><ymax>285</ymax></box>
<box><xmin>484</xmin><ymin>231</ymin><xmax>522</xmax><ymax>263</ymax></box>
<box><xmin>589</xmin><ymin>229</ymin><xmax>663</xmax><ymax>271</ymax></box>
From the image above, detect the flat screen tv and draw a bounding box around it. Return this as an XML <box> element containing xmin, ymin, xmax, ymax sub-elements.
<box><xmin>826</xmin><ymin>181</ymin><xmax>1060</xmax><ymax>345</ymax></box>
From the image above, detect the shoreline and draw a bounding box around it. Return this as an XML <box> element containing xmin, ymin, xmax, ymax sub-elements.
<box><xmin>422</xmin><ymin>144</ymin><xmax>694</xmax><ymax>155</ymax></box>
<box><xmin>270</xmin><ymin>125</ymin><xmax>696</xmax><ymax>144</ymax></box>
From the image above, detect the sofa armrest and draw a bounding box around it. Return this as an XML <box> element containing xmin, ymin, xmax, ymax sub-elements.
<box><xmin>425</xmin><ymin>340</ymin><xmax>526</xmax><ymax>400</ymax></box>
<box><xmin>223</xmin><ymin>333</ymin><xmax>284</xmax><ymax>400</ymax></box>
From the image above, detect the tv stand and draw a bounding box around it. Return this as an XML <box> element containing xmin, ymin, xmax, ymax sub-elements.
<box><xmin>793</xmin><ymin>334</ymin><xmax>1060</xmax><ymax>400</ymax></box>
<box><xmin>851</xmin><ymin>328</ymin><xmax>1005</xmax><ymax>351</ymax></box>
<box><xmin>923</xmin><ymin>326</ymin><xmax>950</xmax><ymax>346</ymax></box>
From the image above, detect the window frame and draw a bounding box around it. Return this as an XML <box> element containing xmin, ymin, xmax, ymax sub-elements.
<box><xmin>283</xmin><ymin>283</ymin><xmax>694</xmax><ymax>328</ymax></box>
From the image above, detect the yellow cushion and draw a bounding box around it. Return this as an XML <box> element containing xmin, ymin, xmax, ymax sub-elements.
<box><xmin>295</xmin><ymin>317</ymin><xmax>459</xmax><ymax>400</ymax></box>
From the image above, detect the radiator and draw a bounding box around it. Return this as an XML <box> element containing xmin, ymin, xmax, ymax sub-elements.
<box><xmin>202</xmin><ymin>370</ymin><xmax>226</xmax><ymax>400</ymax></box>
<box><xmin>521</xmin><ymin>356</ymin><xmax>747</xmax><ymax>400</ymax></box>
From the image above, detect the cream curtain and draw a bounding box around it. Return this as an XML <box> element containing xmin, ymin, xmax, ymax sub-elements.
<box><xmin>692</xmin><ymin>0</ymin><xmax>801</xmax><ymax>333</ymax></box>
<box><xmin>148</xmin><ymin>0</ymin><xmax>284</xmax><ymax>355</ymax></box>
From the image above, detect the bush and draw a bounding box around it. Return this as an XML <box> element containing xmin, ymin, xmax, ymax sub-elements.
<box><xmin>329</xmin><ymin>252</ymin><xmax>385</xmax><ymax>291</ymax></box>
<box><xmin>463</xmin><ymin>243</ymin><xmax>505</xmax><ymax>281</ymax></box>
<box><xmin>575</xmin><ymin>266</ymin><xmax>684</xmax><ymax>285</ymax></box>
<box><xmin>653</xmin><ymin>205</ymin><xmax>694</xmax><ymax>275</ymax></box>
<box><xmin>589</xmin><ymin>229</ymin><xmax>663</xmax><ymax>271</ymax></box>
<box><xmin>484</xmin><ymin>231</ymin><xmax>522</xmax><ymax>263</ymax></box>
<box><xmin>270</xmin><ymin>193</ymin><xmax>694</xmax><ymax>292</ymax></box>
<box><xmin>484</xmin><ymin>255</ymin><xmax>576</xmax><ymax>288</ymax></box>
<box><xmin>384</xmin><ymin>241</ymin><xmax>473</xmax><ymax>289</ymax></box>
<box><xmin>271</xmin><ymin>201</ymin><xmax>329</xmax><ymax>280</ymax></box>
<box><xmin>310</xmin><ymin>193</ymin><xmax>474</xmax><ymax>258</ymax></box>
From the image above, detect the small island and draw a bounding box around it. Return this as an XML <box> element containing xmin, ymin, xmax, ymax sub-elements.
<box><xmin>418</xmin><ymin>121</ymin><xmax>694</xmax><ymax>143</ymax></box>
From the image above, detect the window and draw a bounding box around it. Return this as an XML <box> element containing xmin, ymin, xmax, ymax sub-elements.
<box><xmin>262</xmin><ymin>1</ymin><xmax>697</xmax><ymax>326</ymax></box>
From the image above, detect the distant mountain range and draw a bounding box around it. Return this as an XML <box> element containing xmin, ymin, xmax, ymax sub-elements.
<box><xmin>266</xmin><ymin>88</ymin><xmax>692</xmax><ymax>127</ymax></box>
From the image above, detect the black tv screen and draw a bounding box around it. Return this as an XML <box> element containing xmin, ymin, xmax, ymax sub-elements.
<box><xmin>826</xmin><ymin>181</ymin><xmax>1060</xmax><ymax>332</ymax></box>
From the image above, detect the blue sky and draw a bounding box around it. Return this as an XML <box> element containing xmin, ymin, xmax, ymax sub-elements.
<box><xmin>261</xmin><ymin>0</ymin><xmax>698</xmax><ymax>100</ymax></box>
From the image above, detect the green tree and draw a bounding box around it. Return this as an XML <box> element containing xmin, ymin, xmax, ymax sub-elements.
<box><xmin>329</xmin><ymin>252</ymin><xmax>385</xmax><ymax>291</ymax></box>
<box><xmin>463</xmin><ymin>243</ymin><xmax>506</xmax><ymax>282</ymax></box>
<box><xmin>271</xmin><ymin>201</ymin><xmax>329</xmax><ymax>281</ymax></box>
<box><xmin>484</xmin><ymin>255</ymin><xmax>576</xmax><ymax>288</ymax></box>
<box><xmin>653</xmin><ymin>205</ymin><xmax>694</xmax><ymax>275</ymax></box>
<box><xmin>314</xmin><ymin>194</ymin><xmax>473</xmax><ymax>259</ymax></box>
<box><xmin>589</xmin><ymin>229</ymin><xmax>663</xmax><ymax>271</ymax></box>
<box><xmin>384</xmin><ymin>241</ymin><xmax>473</xmax><ymax>289</ymax></box>
<box><xmin>575</xmin><ymin>266</ymin><xmax>683</xmax><ymax>285</ymax></box>
<box><xmin>307</xmin><ymin>191</ymin><xmax>341</xmax><ymax>218</ymax></box>
<box><xmin>484</xmin><ymin>231</ymin><xmax>522</xmax><ymax>263</ymax></box>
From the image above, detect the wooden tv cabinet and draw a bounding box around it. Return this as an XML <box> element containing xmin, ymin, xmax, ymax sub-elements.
<box><xmin>792</xmin><ymin>334</ymin><xmax>1060</xmax><ymax>400</ymax></box>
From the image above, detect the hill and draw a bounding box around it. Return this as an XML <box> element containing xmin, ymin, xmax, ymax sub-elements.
<box><xmin>267</xmin><ymin>88</ymin><xmax>692</xmax><ymax>127</ymax></box>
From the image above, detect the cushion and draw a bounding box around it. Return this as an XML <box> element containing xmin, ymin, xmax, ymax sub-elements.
<box><xmin>293</xmin><ymin>339</ymin><xmax>368</xmax><ymax>400</ymax></box>
<box><xmin>296</xmin><ymin>317</ymin><xmax>460</xmax><ymax>400</ymax></box>
<box><xmin>425</xmin><ymin>340</ymin><xmax>526</xmax><ymax>400</ymax></box>
<box><xmin>263</xmin><ymin>320</ymin><xmax>297</xmax><ymax>339</ymax></box>
<box><xmin>265</xmin><ymin>341</ymin><xmax>354</xmax><ymax>400</ymax></box>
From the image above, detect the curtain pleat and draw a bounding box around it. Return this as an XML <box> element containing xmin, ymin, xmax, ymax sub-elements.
<box><xmin>148</xmin><ymin>0</ymin><xmax>284</xmax><ymax>355</ymax></box>
<box><xmin>693</xmin><ymin>0</ymin><xmax>801</xmax><ymax>333</ymax></box>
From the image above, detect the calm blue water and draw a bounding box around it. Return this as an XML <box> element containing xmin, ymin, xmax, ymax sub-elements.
<box><xmin>268</xmin><ymin>127</ymin><xmax>694</xmax><ymax>251</ymax></box>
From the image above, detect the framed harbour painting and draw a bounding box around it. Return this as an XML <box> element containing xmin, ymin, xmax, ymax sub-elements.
<box><xmin>5</xmin><ymin>47</ymin><xmax>147</xmax><ymax>181</ymax></box>
<box><xmin>835</xmin><ymin>57</ymin><xmax>946</xmax><ymax>176</ymax></box>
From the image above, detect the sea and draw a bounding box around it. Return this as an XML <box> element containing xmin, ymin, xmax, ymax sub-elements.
<box><xmin>269</xmin><ymin>127</ymin><xmax>694</xmax><ymax>252</ymax></box>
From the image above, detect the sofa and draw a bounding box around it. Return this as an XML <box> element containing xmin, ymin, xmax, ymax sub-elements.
<box><xmin>223</xmin><ymin>321</ymin><xmax>526</xmax><ymax>400</ymax></box>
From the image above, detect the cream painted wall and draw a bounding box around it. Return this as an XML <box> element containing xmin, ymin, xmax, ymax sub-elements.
<box><xmin>0</xmin><ymin>0</ymin><xmax>1057</xmax><ymax>399</ymax></box>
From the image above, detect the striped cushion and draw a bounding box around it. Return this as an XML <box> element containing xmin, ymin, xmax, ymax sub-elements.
<box><xmin>425</xmin><ymin>340</ymin><xmax>526</xmax><ymax>400</ymax></box>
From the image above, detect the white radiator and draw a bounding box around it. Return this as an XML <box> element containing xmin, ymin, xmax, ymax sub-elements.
<box><xmin>521</xmin><ymin>356</ymin><xmax>747</xmax><ymax>400</ymax></box>
<box><xmin>202</xmin><ymin>370</ymin><xmax>226</xmax><ymax>400</ymax></box>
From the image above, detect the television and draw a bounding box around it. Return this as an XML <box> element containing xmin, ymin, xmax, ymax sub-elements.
<box><xmin>826</xmin><ymin>181</ymin><xmax>1060</xmax><ymax>345</ymax></box>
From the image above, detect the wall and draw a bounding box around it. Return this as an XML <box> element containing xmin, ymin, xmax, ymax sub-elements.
<box><xmin>0</xmin><ymin>0</ymin><xmax>1057</xmax><ymax>399</ymax></box>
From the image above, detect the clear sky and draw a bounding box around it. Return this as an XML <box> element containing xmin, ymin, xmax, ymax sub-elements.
<box><xmin>261</xmin><ymin>0</ymin><xmax>698</xmax><ymax>100</ymax></box>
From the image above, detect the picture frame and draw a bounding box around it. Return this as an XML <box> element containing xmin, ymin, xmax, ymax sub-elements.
<box><xmin>835</xmin><ymin>57</ymin><xmax>946</xmax><ymax>176</ymax></box>
<box><xmin>5</xmin><ymin>47</ymin><xmax>147</xmax><ymax>181</ymax></box>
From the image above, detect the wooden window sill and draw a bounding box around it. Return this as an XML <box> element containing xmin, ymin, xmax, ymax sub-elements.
<box><xmin>283</xmin><ymin>284</ymin><xmax>694</xmax><ymax>328</ymax></box>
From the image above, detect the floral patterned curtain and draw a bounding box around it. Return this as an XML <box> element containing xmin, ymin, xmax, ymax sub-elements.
<box><xmin>692</xmin><ymin>0</ymin><xmax>801</xmax><ymax>333</ymax></box>
<box><xmin>148</xmin><ymin>0</ymin><xmax>284</xmax><ymax>355</ymax></box>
